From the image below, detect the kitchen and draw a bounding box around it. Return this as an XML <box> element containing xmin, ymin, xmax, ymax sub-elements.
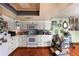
<box><xmin>0</xmin><ymin>3</ymin><xmax>79</xmax><ymax>56</ymax></box>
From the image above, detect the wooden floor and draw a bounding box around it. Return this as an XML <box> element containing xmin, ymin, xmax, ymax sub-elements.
<box><xmin>9</xmin><ymin>47</ymin><xmax>52</xmax><ymax>56</ymax></box>
<box><xmin>9</xmin><ymin>45</ymin><xmax>79</xmax><ymax>56</ymax></box>
<box><xmin>70</xmin><ymin>44</ymin><xmax>79</xmax><ymax>56</ymax></box>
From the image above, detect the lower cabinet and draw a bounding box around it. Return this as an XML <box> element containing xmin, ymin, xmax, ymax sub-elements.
<box><xmin>9</xmin><ymin>36</ymin><xmax>18</xmax><ymax>54</ymax></box>
<box><xmin>0</xmin><ymin>36</ymin><xmax>19</xmax><ymax>56</ymax></box>
<box><xmin>0</xmin><ymin>35</ymin><xmax>52</xmax><ymax>56</ymax></box>
<box><xmin>18</xmin><ymin>35</ymin><xmax>27</xmax><ymax>47</ymax></box>
<box><xmin>18</xmin><ymin>35</ymin><xmax>52</xmax><ymax>47</ymax></box>
<box><xmin>0</xmin><ymin>43</ymin><xmax>9</xmax><ymax>56</ymax></box>
<box><xmin>37</xmin><ymin>35</ymin><xmax>52</xmax><ymax>47</ymax></box>
<box><xmin>7</xmin><ymin>36</ymin><xmax>18</xmax><ymax>55</ymax></box>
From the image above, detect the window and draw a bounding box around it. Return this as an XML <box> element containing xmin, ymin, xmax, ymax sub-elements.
<box><xmin>69</xmin><ymin>17</ymin><xmax>79</xmax><ymax>31</ymax></box>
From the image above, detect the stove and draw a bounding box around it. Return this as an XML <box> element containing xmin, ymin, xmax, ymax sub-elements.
<box><xmin>26</xmin><ymin>35</ymin><xmax>38</xmax><ymax>47</ymax></box>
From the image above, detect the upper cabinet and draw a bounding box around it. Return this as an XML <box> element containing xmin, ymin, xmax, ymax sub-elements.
<box><xmin>44</xmin><ymin>20</ymin><xmax>51</xmax><ymax>30</ymax></box>
<box><xmin>20</xmin><ymin>20</ymin><xmax>44</xmax><ymax>30</ymax></box>
<box><xmin>37</xmin><ymin>20</ymin><xmax>44</xmax><ymax>30</ymax></box>
<box><xmin>20</xmin><ymin>21</ymin><xmax>28</xmax><ymax>30</ymax></box>
<box><xmin>20</xmin><ymin>20</ymin><xmax>51</xmax><ymax>30</ymax></box>
<box><xmin>20</xmin><ymin>20</ymin><xmax>38</xmax><ymax>30</ymax></box>
<box><xmin>27</xmin><ymin>21</ymin><xmax>37</xmax><ymax>30</ymax></box>
<box><xmin>7</xmin><ymin>18</ymin><xmax>15</xmax><ymax>31</ymax></box>
<box><xmin>3</xmin><ymin>15</ymin><xmax>15</xmax><ymax>31</ymax></box>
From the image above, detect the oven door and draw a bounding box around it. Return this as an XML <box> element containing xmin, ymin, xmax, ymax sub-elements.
<box><xmin>26</xmin><ymin>36</ymin><xmax>38</xmax><ymax>44</ymax></box>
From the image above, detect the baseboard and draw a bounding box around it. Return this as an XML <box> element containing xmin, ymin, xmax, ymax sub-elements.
<box><xmin>8</xmin><ymin>47</ymin><xmax>19</xmax><ymax>56</ymax></box>
<box><xmin>72</xmin><ymin>43</ymin><xmax>79</xmax><ymax>45</ymax></box>
<box><xmin>18</xmin><ymin>47</ymin><xmax>50</xmax><ymax>48</ymax></box>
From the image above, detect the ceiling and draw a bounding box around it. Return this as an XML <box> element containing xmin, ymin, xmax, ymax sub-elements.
<box><xmin>0</xmin><ymin>3</ymin><xmax>40</xmax><ymax>15</ymax></box>
<box><xmin>9</xmin><ymin>3</ymin><xmax>40</xmax><ymax>11</ymax></box>
<box><xmin>51</xmin><ymin>3</ymin><xmax>72</xmax><ymax>11</ymax></box>
<box><xmin>0</xmin><ymin>3</ymin><xmax>75</xmax><ymax>18</ymax></box>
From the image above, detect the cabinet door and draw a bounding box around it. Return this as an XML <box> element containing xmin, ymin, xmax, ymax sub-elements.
<box><xmin>37</xmin><ymin>35</ymin><xmax>45</xmax><ymax>47</ymax></box>
<box><xmin>13</xmin><ymin>36</ymin><xmax>18</xmax><ymax>49</ymax></box>
<box><xmin>5</xmin><ymin>16</ymin><xmax>15</xmax><ymax>30</ymax></box>
<box><xmin>37</xmin><ymin>35</ymin><xmax>43</xmax><ymax>43</ymax></box>
<box><xmin>21</xmin><ymin>35</ymin><xmax>26</xmax><ymax>47</ymax></box>
<box><xmin>0</xmin><ymin>45</ymin><xmax>9</xmax><ymax>56</ymax></box>
<box><xmin>37</xmin><ymin>21</ymin><xmax>44</xmax><ymax>29</ymax></box>
<box><xmin>0</xmin><ymin>38</ymin><xmax>9</xmax><ymax>56</ymax></box>
<box><xmin>18</xmin><ymin>36</ymin><xmax>22</xmax><ymax>47</ymax></box>
<box><xmin>18</xmin><ymin>35</ymin><xmax>26</xmax><ymax>47</ymax></box>
<box><xmin>38</xmin><ymin>35</ymin><xmax>52</xmax><ymax>47</ymax></box>
<box><xmin>9</xmin><ymin>19</ymin><xmax>15</xmax><ymax>30</ymax></box>
<box><xmin>27</xmin><ymin>21</ymin><xmax>32</xmax><ymax>24</ymax></box>
<box><xmin>44</xmin><ymin>20</ymin><xmax>51</xmax><ymax>30</ymax></box>
<box><xmin>8</xmin><ymin>36</ymin><xmax>18</xmax><ymax>54</ymax></box>
<box><xmin>44</xmin><ymin>35</ymin><xmax>52</xmax><ymax>46</ymax></box>
<box><xmin>32</xmin><ymin>21</ymin><xmax>38</xmax><ymax>29</ymax></box>
<box><xmin>20</xmin><ymin>21</ymin><xmax>27</xmax><ymax>30</ymax></box>
<box><xmin>10</xmin><ymin>37</ymin><xmax>15</xmax><ymax>53</ymax></box>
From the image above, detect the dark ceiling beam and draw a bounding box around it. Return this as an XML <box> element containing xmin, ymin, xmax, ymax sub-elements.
<box><xmin>0</xmin><ymin>3</ymin><xmax>39</xmax><ymax>16</ymax></box>
<box><xmin>0</xmin><ymin>3</ymin><xmax>17</xmax><ymax>14</ymax></box>
<box><xmin>17</xmin><ymin>11</ymin><xmax>39</xmax><ymax>16</ymax></box>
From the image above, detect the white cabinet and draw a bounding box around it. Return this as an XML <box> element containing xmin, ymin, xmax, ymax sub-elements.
<box><xmin>7</xmin><ymin>19</ymin><xmax>15</xmax><ymax>30</ymax></box>
<box><xmin>20</xmin><ymin>21</ymin><xmax>38</xmax><ymax>30</ymax></box>
<box><xmin>37</xmin><ymin>21</ymin><xmax>44</xmax><ymax>29</ymax></box>
<box><xmin>44</xmin><ymin>20</ymin><xmax>51</xmax><ymax>30</ymax></box>
<box><xmin>0</xmin><ymin>36</ymin><xmax>9</xmax><ymax>56</ymax></box>
<box><xmin>3</xmin><ymin>15</ymin><xmax>15</xmax><ymax>30</ymax></box>
<box><xmin>20</xmin><ymin>20</ymin><xmax>51</xmax><ymax>30</ymax></box>
<box><xmin>44</xmin><ymin>35</ymin><xmax>52</xmax><ymax>46</ymax></box>
<box><xmin>37</xmin><ymin>35</ymin><xmax>52</xmax><ymax>47</ymax></box>
<box><xmin>12</xmin><ymin>36</ymin><xmax>18</xmax><ymax>49</ymax></box>
<box><xmin>18</xmin><ymin>35</ymin><xmax>26</xmax><ymax>47</ymax></box>
<box><xmin>21</xmin><ymin>35</ymin><xmax>27</xmax><ymax>47</ymax></box>
<box><xmin>0</xmin><ymin>45</ymin><xmax>9</xmax><ymax>56</ymax></box>
<box><xmin>32</xmin><ymin>21</ymin><xmax>38</xmax><ymax>24</ymax></box>
<box><xmin>20</xmin><ymin>21</ymin><xmax>28</xmax><ymax>30</ymax></box>
<box><xmin>20</xmin><ymin>20</ymin><xmax>45</xmax><ymax>30</ymax></box>
<box><xmin>18</xmin><ymin>35</ymin><xmax>52</xmax><ymax>47</ymax></box>
<box><xmin>0</xmin><ymin>35</ymin><xmax>18</xmax><ymax>56</ymax></box>
<box><xmin>37</xmin><ymin>35</ymin><xmax>44</xmax><ymax>47</ymax></box>
<box><xmin>8</xmin><ymin>36</ymin><xmax>18</xmax><ymax>55</ymax></box>
<box><xmin>26</xmin><ymin>21</ymin><xmax>32</xmax><ymax>24</ymax></box>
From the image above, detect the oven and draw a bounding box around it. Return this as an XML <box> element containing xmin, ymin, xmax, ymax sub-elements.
<box><xmin>26</xmin><ymin>35</ymin><xmax>38</xmax><ymax>45</ymax></box>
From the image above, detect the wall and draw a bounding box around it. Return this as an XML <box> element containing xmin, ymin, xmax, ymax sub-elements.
<box><xmin>59</xmin><ymin>4</ymin><xmax>79</xmax><ymax>43</ymax></box>
<box><xmin>60</xmin><ymin>4</ymin><xmax>79</xmax><ymax>17</ymax></box>
<box><xmin>50</xmin><ymin>17</ymin><xmax>79</xmax><ymax>43</ymax></box>
<box><xmin>69</xmin><ymin>31</ymin><xmax>79</xmax><ymax>43</ymax></box>
<box><xmin>50</xmin><ymin>17</ymin><xmax>69</xmax><ymax>35</ymax></box>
